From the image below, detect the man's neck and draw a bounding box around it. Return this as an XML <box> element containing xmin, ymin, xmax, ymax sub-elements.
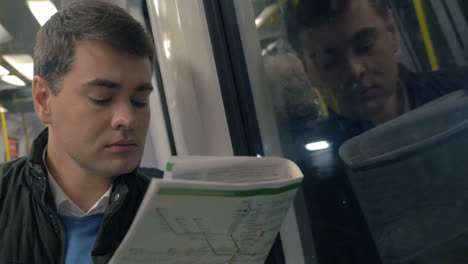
<box><xmin>45</xmin><ymin>143</ymin><xmax>113</xmax><ymax>213</ymax></box>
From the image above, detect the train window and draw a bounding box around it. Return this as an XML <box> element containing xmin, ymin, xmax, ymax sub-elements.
<box><xmin>0</xmin><ymin>0</ymin><xmax>165</xmax><ymax>165</ymax></box>
<box><xmin>230</xmin><ymin>0</ymin><xmax>468</xmax><ymax>263</ymax></box>
<box><xmin>0</xmin><ymin>0</ymin><xmax>51</xmax><ymax>161</ymax></box>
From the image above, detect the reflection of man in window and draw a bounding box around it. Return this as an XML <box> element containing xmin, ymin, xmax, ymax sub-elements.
<box><xmin>287</xmin><ymin>0</ymin><xmax>467</xmax><ymax>128</ymax></box>
<box><xmin>284</xmin><ymin>0</ymin><xmax>468</xmax><ymax>263</ymax></box>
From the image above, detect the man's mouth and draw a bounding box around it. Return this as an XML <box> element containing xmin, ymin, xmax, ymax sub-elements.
<box><xmin>342</xmin><ymin>83</ymin><xmax>378</xmax><ymax>99</ymax></box>
<box><xmin>360</xmin><ymin>86</ymin><xmax>379</xmax><ymax>97</ymax></box>
<box><xmin>105</xmin><ymin>139</ymin><xmax>138</xmax><ymax>152</ymax></box>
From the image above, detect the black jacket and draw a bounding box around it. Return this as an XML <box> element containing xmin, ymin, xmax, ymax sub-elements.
<box><xmin>0</xmin><ymin>129</ymin><xmax>159</xmax><ymax>264</ymax></box>
<box><xmin>283</xmin><ymin>66</ymin><xmax>468</xmax><ymax>264</ymax></box>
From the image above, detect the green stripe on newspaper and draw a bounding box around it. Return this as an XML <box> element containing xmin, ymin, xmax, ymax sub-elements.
<box><xmin>158</xmin><ymin>182</ymin><xmax>300</xmax><ymax>197</ymax></box>
<box><xmin>165</xmin><ymin>162</ymin><xmax>174</xmax><ymax>172</ymax></box>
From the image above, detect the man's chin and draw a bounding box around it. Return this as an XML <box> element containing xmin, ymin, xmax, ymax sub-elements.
<box><xmin>353</xmin><ymin>100</ymin><xmax>394</xmax><ymax>124</ymax></box>
<box><xmin>359</xmin><ymin>97</ymin><xmax>385</xmax><ymax>112</ymax></box>
<box><xmin>105</xmin><ymin>162</ymin><xmax>139</xmax><ymax>176</ymax></box>
<box><xmin>120</xmin><ymin>164</ymin><xmax>139</xmax><ymax>174</ymax></box>
<box><xmin>341</xmin><ymin>102</ymin><xmax>385</xmax><ymax>122</ymax></box>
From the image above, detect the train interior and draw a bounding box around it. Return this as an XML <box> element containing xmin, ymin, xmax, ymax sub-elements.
<box><xmin>1</xmin><ymin>0</ymin><xmax>468</xmax><ymax>263</ymax></box>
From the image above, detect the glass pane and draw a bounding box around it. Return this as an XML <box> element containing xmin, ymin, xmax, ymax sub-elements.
<box><xmin>0</xmin><ymin>0</ymin><xmax>50</xmax><ymax>162</ymax></box>
<box><xmin>243</xmin><ymin>0</ymin><xmax>468</xmax><ymax>263</ymax></box>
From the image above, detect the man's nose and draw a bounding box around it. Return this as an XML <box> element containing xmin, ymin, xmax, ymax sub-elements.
<box><xmin>111</xmin><ymin>103</ymin><xmax>136</xmax><ymax>130</ymax></box>
<box><xmin>344</xmin><ymin>56</ymin><xmax>366</xmax><ymax>80</ymax></box>
<box><xmin>340</xmin><ymin>56</ymin><xmax>367</xmax><ymax>92</ymax></box>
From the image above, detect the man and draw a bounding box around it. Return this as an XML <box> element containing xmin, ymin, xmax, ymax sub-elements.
<box><xmin>0</xmin><ymin>1</ymin><xmax>160</xmax><ymax>263</ymax></box>
<box><xmin>283</xmin><ymin>0</ymin><xmax>468</xmax><ymax>263</ymax></box>
<box><xmin>287</xmin><ymin>0</ymin><xmax>468</xmax><ymax>127</ymax></box>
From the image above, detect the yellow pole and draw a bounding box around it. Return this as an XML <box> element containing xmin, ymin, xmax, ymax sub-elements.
<box><xmin>330</xmin><ymin>92</ymin><xmax>341</xmax><ymax>114</ymax></box>
<box><xmin>319</xmin><ymin>98</ymin><xmax>329</xmax><ymax>117</ymax></box>
<box><xmin>413</xmin><ymin>0</ymin><xmax>440</xmax><ymax>71</ymax></box>
<box><xmin>0</xmin><ymin>106</ymin><xmax>10</xmax><ymax>161</ymax></box>
<box><xmin>314</xmin><ymin>89</ymin><xmax>329</xmax><ymax>117</ymax></box>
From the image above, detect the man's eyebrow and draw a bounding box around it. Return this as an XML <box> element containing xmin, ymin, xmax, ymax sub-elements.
<box><xmin>311</xmin><ymin>47</ymin><xmax>335</xmax><ymax>60</ymax></box>
<box><xmin>136</xmin><ymin>83</ymin><xmax>153</xmax><ymax>92</ymax></box>
<box><xmin>83</xmin><ymin>79</ymin><xmax>153</xmax><ymax>92</ymax></box>
<box><xmin>349</xmin><ymin>27</ymin><xmax>378</xmax><ymax>42</ymax></box>
<box><xmin>84</xmin><ymin>79</ymin><xmax>121</xmax><ymax>89</ymax></box>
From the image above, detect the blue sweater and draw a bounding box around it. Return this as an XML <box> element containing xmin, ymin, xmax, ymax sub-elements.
<box><xmin>59</xmin><ymin>214</ymin><xmax>104</xmax><ymax>264</ymax></box>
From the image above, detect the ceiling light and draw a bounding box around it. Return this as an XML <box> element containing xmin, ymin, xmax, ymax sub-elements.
<box><xmin>2</xmin><ymin>54</ymin><xmax>34</xmax><ymax>80</ymax></box>
<box><xmin>0</xmin><ymin>24</ymin><xmax>13</xmax><ymax>44</ymax></box>
<box><xmin>1</xmin><ymin>75</ymin><xmax>26</xmax><ymax>87</ymax></box>
<box><xmin>305</xmin><ymin>141</ymin><xmax>330</xmax><ymax>151</ymax></box>
<box><xmin>27</xmin><ymin>0</ymin><xmax>58</xmax><ymax>26</ymax></box>
<box><xmin>255</xmin><ymin>4</ymin><xmax>276</xmax><ymax>28</ymax></box>
<box><xmin>0</xmin><ymin>65</ymin><xmax>9</xmax><ymax>75</ymax></box>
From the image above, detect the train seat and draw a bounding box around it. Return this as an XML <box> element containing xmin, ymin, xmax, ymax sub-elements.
<box><xmin>339</xmin><ymin>89</ymin><xmax>468</xmax><ymax>264</ymax></box>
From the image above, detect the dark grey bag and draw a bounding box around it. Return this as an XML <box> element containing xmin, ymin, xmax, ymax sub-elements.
<box><xmin>339</xmin><ymin>90</ymin><xmax>468</xmax><ymax>264</ymax></box>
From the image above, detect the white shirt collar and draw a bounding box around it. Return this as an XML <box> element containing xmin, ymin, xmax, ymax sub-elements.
<box><xmin>43</xmin><ymin>146</ymin><xmax>112</xmax><ymax>217</ymax></box>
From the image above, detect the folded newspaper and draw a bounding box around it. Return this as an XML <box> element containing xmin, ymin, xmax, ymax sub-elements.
<box><xmin>110</xmin><ymin>156</ymin><xmax>303</xmax><ymax>264</ymax></box>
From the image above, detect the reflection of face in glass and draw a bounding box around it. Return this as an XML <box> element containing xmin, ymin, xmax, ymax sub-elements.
<box><xmin>299</xmin><ymin>0</ymin><xmax>400</xmax><ymax>124</ymax></box>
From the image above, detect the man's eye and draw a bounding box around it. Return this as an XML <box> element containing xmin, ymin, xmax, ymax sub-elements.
<box><xmin>90</xmin><ymin>98</ymin><xmax>111</xmax><ymax>105</ymax></box>
<box><xmin>354</xmin><ymin>40</ymin><xmax>375</xmax><ymax>55</ymax></box>
<box><xmin>315</xmin><ymin>55</ymin><xmax>339</xmax><ymax>70</ymax></box>
<box><xmin>132</xmin><ymin>100</ymin><xmax>148</xmax><ymax>108</ymax></box>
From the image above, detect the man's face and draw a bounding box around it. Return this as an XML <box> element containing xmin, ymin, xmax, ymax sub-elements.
<box><xmin>299</xmin><ymin>0</ymin><xmax>400</xmax><ymax>121</ymax></box>
<box><xmin>46</xmin><ymin>40</ymin><xmax>152</xmax><ymax>177</ymax></box>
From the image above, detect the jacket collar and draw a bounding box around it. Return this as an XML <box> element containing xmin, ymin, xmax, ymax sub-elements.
<box><xmin>28</xmin><ymin>127</ymin><xmax>49</xmax><ymax>171</ymax></box>
<box><xmin>27</xmin><ymin>127</ymin><xmax>139</xmax><ymax>211</ymax></box>
<box><xmin>27</xmin><ymin>128</ymin><xmax>55</xmax><ymax>209</ymax></box>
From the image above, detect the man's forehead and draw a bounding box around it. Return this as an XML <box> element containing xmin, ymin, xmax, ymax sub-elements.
<box><xmin>314</xmin><ymin>0</ymin><xmax>367</xmax><ymax>24</ymax></box>
<box><xmin>348</xmin><ymin>0</ymin><xmax>365</xmax><ymax>11</ymax></box>
<box><xmin>299</xmin><ymin>0</ymin><xmax>381</xmax><ymax>49</ymax></box>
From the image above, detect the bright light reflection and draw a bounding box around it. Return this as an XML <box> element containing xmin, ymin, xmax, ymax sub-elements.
<box><xmin>305</xmin><ymin>141</ymin><xmax>330</xmax><ymax>151</ymax></box>
<box><xmin>2</xmin><ymin>54</ymin><xmax>34</xmax><ymax>80</ymax></box>
<box><xmin>174</xmin><ymin>1</ymin><xmax>182</xmax><ymax>27</ymax></box>
<box><xmin>0</xmin><ymin>65</ymin><xmax>9</xmax><ymax>75</ymax></box>
<box><xmin>27</xmin><ymin>0</ymin><xmax>58</xmax><ymax>26</ymax></box>
<box><xmin>163</xmin><ymin>39</ymin><xmax>171</xmax><ymax>59</ymax></box>
<box><xmin>0</xmin><ymin>106</ymin><xmax>8</xmax><ymax>113</ymax></box>
<box><xmin>255</xmin><ymin>4</ymin><xmax>276</xmax><ymax>28</ymax></box>
<box><xmin>0</xmin><ymin>24</ymin><xmax>13</xmax><ymax>44</ymax></box>
<box><xmin>154</xmin><ymin>0</ymin><xmax>159</xmax><ymax>16</ymax></box>
<box><xmin>1</xmin><ymin>75</ymin><xmax>26</xmax><ymax>86</ymax></box>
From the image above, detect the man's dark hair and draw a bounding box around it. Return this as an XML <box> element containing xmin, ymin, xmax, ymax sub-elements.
<box><xmin>285</xmin><ymin>0</ymin><xmax>390</xmax><ymax>52</ymax></box>
<box><xmin>33</xmin><ymin>0</ymin><xmax>155</xmax><ymax>95</ymax></box>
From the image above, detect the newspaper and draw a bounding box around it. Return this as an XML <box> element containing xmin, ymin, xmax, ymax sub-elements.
<box><xmin>110</xmin><ymin>156</ymin><xmax>303</xmax><ymax>264</ymax></box>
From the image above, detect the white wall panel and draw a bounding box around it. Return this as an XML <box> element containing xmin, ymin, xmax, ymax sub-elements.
<box><xmin>146</xmin><ymin>0</ymin><xmax>233</xmax><ymax>157</ymax></box>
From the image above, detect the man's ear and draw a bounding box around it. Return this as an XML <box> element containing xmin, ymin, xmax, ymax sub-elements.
<box><xmin>385</xmin><ymin>10</ymin><xmax>400</xmax><ymax>53</ymax></box>
<box><xmin>32</xmin><ymin>76</ymin><xmax>53</xmax><ymax>124</ymax></box>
